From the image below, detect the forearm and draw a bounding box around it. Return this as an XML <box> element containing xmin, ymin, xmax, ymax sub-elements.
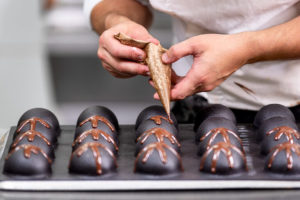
<box><xmin>90</xmin><ymin>0</ymin><xmax>153</xmax><ymax>35</ymax></box>
<box><xmin>244</xmin><ymin>16</ymin><xmax>300</xmax><ymax>63</ymax></box>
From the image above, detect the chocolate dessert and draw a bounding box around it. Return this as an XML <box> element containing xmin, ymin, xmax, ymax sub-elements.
<box><xmin>136</xmin><ymin>118</ymin><xmax>178</xmax><ymax>139</ymax></box>
<box><xmin>4</xmin><ymin>144</ymin><xmax>52</xmax><ymax>176</ymax></box>
<box><xmin>194</xmin><ymin>104</ymin><xmax>236</xmax><ymax>132</ymax></box>
<box><xmin>134</xmin><ymin>142</ymin><xmax>183</xmax><ymax>175</ymax></box>
<box><xmin>261</xmin><ymin>126</ymin><xmax>300</xmax><ymax>155</ymax></box>
<box><xmin>195</xmin><ymin>117</ymin><xmax>238</xmax><ymax>144</ymax></box>
<box><xmin>69</xmin><ymin>142</ymin><xmax>117</xmax><ymax>175</ymax></box>
<box><xmin>76</xmin><ymin>106</ymin><xmax>119</xmax><ymax>131</ymax></box>
<box><xmin>135</xmin><ymin>105</ymin><xmax>177</xmax><ymax>130</ymax></box>
<box><xmin>265</xmin><ymin>142</ymin><xmax>300</xmax><ymax>173</ymax></box>
<box><xmin>254</xmin><ymin>104</ymin><xmax>295</xmax><ymax>128</ymax></box>
<box><xmin>200</xmin><ymin>142</ymin><xmax>247</xmax><ymax>174</ymax></box>
<box><xmin>197</xmin><ymin>127</ymin><xmax>243</xmax><ymax>156</ymax></box>
<box><xmin>256</xmin><ymin>117</ymin><xmax>298</xmax><ymax>141</ymax></box>
<box><xmin>135</xmin><ymin>127</ymin><xmax>181</xmax><ymax>155</ymax></box>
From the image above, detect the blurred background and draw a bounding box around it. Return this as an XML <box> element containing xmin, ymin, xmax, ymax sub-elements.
<box><xmin>0</xmin><ymin>0</ymin><xmax>172</xmax><ymax>128</ymax></box>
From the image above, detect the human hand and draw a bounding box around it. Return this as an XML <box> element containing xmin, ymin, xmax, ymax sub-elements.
<box><xmin>97</xmin><ymin>16</ymin><xmax>159</xmax><ymax>78</ymax></box>
<box><xmin>153</xmin><ymin>33</ymin><xmax>251</xmax><ymax>100</ymax></box>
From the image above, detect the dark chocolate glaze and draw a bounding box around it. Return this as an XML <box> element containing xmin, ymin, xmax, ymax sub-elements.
<box><xmin>17</xmin><ymin>108</ymin><xmax>60</xmax><ymax>133</ymax></box>
<box><xmin>76</xmin><ymin>106</ymin><xmax>119</xmax><ymax>131</ymax></box>
<box><xmin>194</xmin><ymin>104</ymin><xmax>236</xmax><ymax>132</ymax></box>
<box><xmin>200</xmin><ymin>142</ymin><xmax>247</xmax><ymax>174</ymax></box>
<box><xmin>69</xmin><ymin>142</ymin><xmax>117</xmax><ymax>175</ymax></box>
<box><xmin>261</xmin><ymin>126</ymin><xmax>300</xmax><ymax>155</ymax></box>
<box><xmin>198</xmin><ymin>128</ymin><xmax>243</xmax><ymax>156</ymax></box>
<box><xmin>134</xmin><ymin>142</ymin><xmax>183</xmax><ymax>174</ymax></box>
<box><xmin>135</xmin><ymin>105</ymin><xmax>178</xmax><ymax>130</ymax></box>
<box><xmin>195</xmin><ymin>117</ymin><xmax>238</xmax><ymax>144</ymax></box>
<box><xmin>266</xmin><ymin>142</ymin><xmax>300</xmax><ymax>173</ymax></box>
<box><xmin>136</xmin><ymin>118</ymin><xmax>178</xmax><ymax>139</ymax></box>
<box><xmin>254</xmin><ymin>104</ymin><xmax>295</xmax><ymax>128</ymax></box>
<box><xmin>256</xmin><ymin>117</ymin><xmax>298</xmax><ymax>142</ymax></box>
<box><xmin>73</xmin><ymin>129</ymin><xmax>118</xmax><ymax>151</ymax></box>
<box><xmin>6</xmin><ymin>144</ymin><xmax>52</xmax><ymax>164</ymax></box>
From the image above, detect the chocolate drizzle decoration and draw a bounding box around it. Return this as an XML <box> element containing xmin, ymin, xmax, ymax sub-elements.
<box><xmin>267</xmin><ymin>126</ymin><xmax>300</xmax><ymax>144</ymax></box>
<box><xmin>200</xmin><ymin>128</ymin><xmax>242</xmax><ymax>151</ymax></box>
<box><xmin>6</xmin><ymin>144</ymin><xmax>52</xmax><ymax>164</ymax></box>
<box><xmin>79</xmin><ymin>115</ymin><xmax>115</xmax><ymax>131</ymax></box>
<box><xmin>70</xmin><ymin>142</ymin><xmax>117</xmax><ymax>175</ymax></box>
<box><xmin>134</xmin><ymin>142</ymin><xmax>183</xmax><ymax>172</ymax></box>
<box><xmin>12</xmin><ymin>130</ymin><xmax>51</xmax><ymax>148</ymax></box>
<box><xmin>73</xmin><ymin>129</ymin><xmax>118</xmax><ymax>151</ymax></box>
<box><xmin>137</xmin><ymin>127</ymin><xmax>180</xmax><ymax>147</ymax></box>
<box><xmin>17</xmin><ymin>117</ymin><xmax>50</xmax><ymax>132</ymax></box>
<box><xmin>150</xmin><ymin>115</ymin><xmax>173</xmax><ymax>125</ymax></box>
<box><xmin>268</xmin><ymin>142</ymin><xmax>300</xmax><ymax>170</ymax></box>
<box><xmin>200</xmin><ymin>142</ymin><xmax>247</xmax><ymax>173</ymax></box>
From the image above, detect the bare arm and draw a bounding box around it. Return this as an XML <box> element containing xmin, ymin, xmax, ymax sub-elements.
<box><xmin>90</xmin><ymin>0</ymin><xmax>153</xmax><ymax>35</ymax></box>
<box><xmin>90</xmin><ymin>0</ymin><xmax>159</xmax><ymax>78</ymax></box>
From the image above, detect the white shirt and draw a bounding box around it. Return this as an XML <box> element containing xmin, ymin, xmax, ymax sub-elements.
<box><xmin>84</xmin><ymin>0</ymin><xmax>300</xmax><ymax>111</ymax></box>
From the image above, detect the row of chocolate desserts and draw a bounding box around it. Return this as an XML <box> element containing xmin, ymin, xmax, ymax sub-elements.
<box><xmin>254</xmin><ymin>104</ymin><xmax>300</xmax><ymax>173</ymax></box>
<box><xmin>134</xmin><ymin>106</ymin><xmax>183</xmax><ymax>175</ymax></box>
<box><xmin>4</xmin><ymin>108</ymin><xmax>60</xmax><ymax>176</ymax></box>
<box><xmin>68</xmin><ymin>106</ymin><xmax>120</xmax><ymax>175</ymax></box>
<box><xmin>194</xmin><ymin>104</ymin><xmax>247</xmax><ymax>174</ymax></box>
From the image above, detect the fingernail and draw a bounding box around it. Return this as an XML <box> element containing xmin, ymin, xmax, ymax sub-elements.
<box><xmin>133</xmin><ymin>47</ymin><xmax>144</xmax><ymax>61</ymax></box>
<box><xmin>162</xmin><ymin>53</ymin><xmax>169</xmax><ymax>63</ymax></box>
<box><xmin>146</xmin><ymin>71</ymin><xmax>150</xmax><ymax>76</ymax></box>
<box><xmin>138</xmin><ymin>55</ymin><xmax>144</xmax><ymax>61</ymax></box>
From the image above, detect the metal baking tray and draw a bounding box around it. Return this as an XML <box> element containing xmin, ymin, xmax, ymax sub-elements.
<box><xmin>0</xmin><ymin>124</ymin><xmax>300</xmax><ymax>191</ymax></box>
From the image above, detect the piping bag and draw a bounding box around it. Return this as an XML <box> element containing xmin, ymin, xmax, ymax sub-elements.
<box><xmin>114</xmin><ymin>32</ymin><xmax>172</xmax><ymax>121</ymax></box>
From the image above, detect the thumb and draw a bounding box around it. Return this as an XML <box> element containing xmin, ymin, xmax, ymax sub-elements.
<box><xmin>162</xmin><ymin>40</ymin><xmax>194</xmax><ymax>64</ymax></box>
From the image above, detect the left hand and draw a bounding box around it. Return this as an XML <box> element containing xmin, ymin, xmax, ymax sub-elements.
<box><xmin>153</xmin><ymin>33</ymin><xmax>252</xmax><ymax>100</ymax></box>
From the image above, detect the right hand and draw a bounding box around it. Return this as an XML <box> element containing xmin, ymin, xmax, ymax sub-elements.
<box><xmin>97</xmin><ymin>18</ymin><xmax>159</xmax><ymax>78</ymax></box>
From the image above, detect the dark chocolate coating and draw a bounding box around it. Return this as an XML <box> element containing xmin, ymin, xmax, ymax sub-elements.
<box><xmin>200</xmin><ymin>145</ymin><xmax>246</xmax><ymax>174</ymax></box>
<box><xmin>194</xmin><ymin>104</ymin><xmax>236</xmax><ymax>132</ymax></box>
<box><xmin>10</xmin><ymin>136</ymin><xmax>55</xmax><ymax>159</ymax></box>
<box><xmin>17</xmin><ymin>108</ymin><xmax>60</xmax><ymax>134</ymax></box>
<box><xmin>14</xmin><ymin>126</ymin><xmax>58</xmax><ymax>145</ymax></box>
<box><xmin>69</xmin><ymin>143</ymin><xmax>117</xmax><ymax>175</ymax></box>
<box><xmin>72</xmin><ymin>134</ymin><xmax>118</xmax><ymax>155</ymax></box>
<box><xmin>135</xmin><ymin>105</ymin><xmax>178</xmax><ymax>130</ymax></box>
<box><xmin>265</xmin><ymin>143</ymin><xmax>300</xmax><ymax>174</ymax></box>
<box><xmin>195</xmin><ymin>117</ymin><xmax>238</xmax><ymax>144</ymax></box>
<box><xmin>256</xmin><ymin>117</ymin><xmax>298</xmax><ymax>142</ymax></box>
<box><xmin>76</xmin><ymin>106</ymin><xmax>119</xmax><ymax>131</ymax></box>
<box><xmin>4</xmin><ymin>147</ymin><xmax>51</xmax><ymax>176</ymax></box>
<box><xmin>198</xmin><ymin>133</ymin><xmax>243</xmax><ymax>156</ymax></box>
<box><xmin>254</xmin><ymin>104</ymin><xmax>295</xmax><ymax>128</ymax></box>
<box><xmin>136</xmin><ymin>119</ymin><xmax>178</xmax><ymax>139</ymax></box>
<box><xmin>134</xmin><ymin>144</ymin><xmax>182</xmax><ymax>175</ymax></box>
<box><xmin>260</xmin><ymin>128</ymin><xmax>300</xmax><ymax>155</ymax></box>
<box><xmin>74</xmin><ymin>123</ymin><xmax>118</xmax><ymax>144</ymax></box>
<box><xmin>135</xmin><ymin>135</ymin><xmax>180</xmax><ymax>156</ymax></box>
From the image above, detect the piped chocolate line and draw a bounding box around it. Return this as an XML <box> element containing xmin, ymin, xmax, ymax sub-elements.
<box><xmin>6</xmin><ymin>144</ymin><xmax>52</xmax><ymax>164</ymax></box>
<box><xmin>79</xmin><ymin>115</ymin><xmax>115</xmax><ymax>131</ymax></box>
<box><xmin>137</xmin><ymin>127</ymin><xmax>180</xmax><ymax>147</ymax></box>
<box><xmin>73</xmin><ymin>129</ymin><xmax>118</xmax><ymax>151</ymax></box>
<box><xmin>200</xmin><ymin>128</ymin><xmax>242</xmax><ymax>151</ymax></box>
<box><xmin>150</xmin><ymin>115</ymin><xmax>173</xmax><ymax>125</ymax></box>
<box><xmin>70</xmin><ymin>142</ymin><xmax>117</xmax><ymax>175</ymax></box>
<box><xmin>12</xmin><ymin>130</ymin><xmax>51</xmax><ymax>148</ymax></box>
<box><xmin>134</xmin><ymin>142</ymin><xmax>183</xmax><ymax>172</ymax></box>
<box><xmin>267</xmin><ymin>126</ymin><xmax>300</xmax><ymax>144</ymax></box>
<box><xmin>17</xmin><ymin>117</ymin><xmax>50</xmax><ymax>132</ymax></box>
<box><xmin>200</xmin><ymin>142</ymin><xmax>247</xmax><ymax>173</ymax></box>
<box><xmin>268</xmin><ymin>142</ymin><xmax>300</xmax><ymax>170</ymax></box>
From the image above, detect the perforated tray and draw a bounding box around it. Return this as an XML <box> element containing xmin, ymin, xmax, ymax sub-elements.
<box><xmin>0</xmin><ymin>124</ymin><xmax>300</xmax><ymax>191</ymax></box>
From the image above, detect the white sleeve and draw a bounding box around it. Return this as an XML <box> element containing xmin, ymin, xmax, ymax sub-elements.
<box><xmin>83</xmin><ymin>0</ymin><xmax>103</xmax><ymax>29</ymax></box>
<box><xmin>83</xmin><ymin>0</ymin><xmax>151</xmax><ymax>29</ymax></box>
